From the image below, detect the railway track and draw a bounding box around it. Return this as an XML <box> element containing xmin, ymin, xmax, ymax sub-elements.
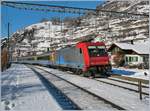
<box><xmin>40</xmin><ymin>65</ymin><xmax>149</xmax><ymax>96</ymax></box>
<box><xmin>29</xmin><ymin>66</ymin><xmax>81</xmax><ymax>110</ymax></box>
<box><xmin>61</xmin><ymin>68</ymin><xmax>149</xmax><ymax>96</ymax></box>
<box><xmin>29</xmin><ymin>65</ymin><xmax>125</xmax><ymax>110</ymax></box>
<box><xmin>65</xmin><ymin>69</ymin><xmax>149</xmax><ymax>96</ymax></box>
<box><xmin>108</xmin><ymin>77</ymin><xmax>149</xmax><ymax>88</ymax></box>
<box><xmin>94</xmin><ymin>77</ymin><xmax>149</xmax><ymax>95</ymax></box>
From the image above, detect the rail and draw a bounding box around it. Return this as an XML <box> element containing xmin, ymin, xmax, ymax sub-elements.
<box><xmin>29</xmin><ymin>66</ymin><xmax>81</xmax><ymax>110</ymax></box>
<box><xmin>110</xmin><ymin>75</ymin><xmax>149</xmax><ymax>100</ymax></box>
<box><xmin>33</xmin><ymin>65</ymin><xmax>125</xmax><ymax>110</ymax></box>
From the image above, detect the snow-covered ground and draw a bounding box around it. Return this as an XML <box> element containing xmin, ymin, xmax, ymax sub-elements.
<box><xmin>1</xmin><ymin>64</ymin><xmax>149</xmax><ymax>110</ymax></box>
<box><xmin>1</xmin><ymin>64</ymin><xmax>62</xmax><ymax>111</ymax></box>
<box><xmin>36</xmin><ymin>65</ymin><xmax>149</xmax><ymax>111</ymax></box>
<box><xmin>112</xmin><ymin>67</ymin><xmax>149</xmax><ymax>80</ymax></box>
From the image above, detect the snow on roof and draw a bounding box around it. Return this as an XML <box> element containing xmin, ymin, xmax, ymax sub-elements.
<box><xmin>113</xmin><ymin>41</ymin><xmax>150</xmax><ymax>54</ymax></box>
<box><xmin>132</xmin><ymin>44</ymin><xmax>149</xmax><ymax>54</ymax></box>
<box><xmin>115</xmin><ymin>43</ymin><xmax>133</xmax><ymax>50</ymax></box>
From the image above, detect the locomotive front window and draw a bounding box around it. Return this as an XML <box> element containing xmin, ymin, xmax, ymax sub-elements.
<box><xmin>88</xmin><ymin>46</ymin><xmax>107</xmax><ymax>57</ymax></box>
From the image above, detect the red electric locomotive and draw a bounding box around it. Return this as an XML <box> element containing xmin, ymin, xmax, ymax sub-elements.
<box><xmin>76</xmin><ymin>42</ymin><xmax>111</xmax><ymax>76</ymax></box>
<box><xmin>50</xmin><ymin>41</ymin><xmax>111</xmax><ymax>76</ymax></box>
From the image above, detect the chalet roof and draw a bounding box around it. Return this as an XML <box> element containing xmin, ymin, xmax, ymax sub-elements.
<box><xmin>109</xmin><ymin>41</ymin><xmax>149</xmax><ymax>55</ymax></box>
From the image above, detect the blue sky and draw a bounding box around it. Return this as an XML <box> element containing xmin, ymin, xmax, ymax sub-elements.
<box><xmin>1</xmin><ymin>1</ymin><xmax>105</xmax><ymax>38</ymax></box>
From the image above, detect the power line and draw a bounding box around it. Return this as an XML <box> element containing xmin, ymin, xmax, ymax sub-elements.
<box><xmin>1</xmin><ymin>1</ymin><xmax>148</xmax><ymax>19</ymax></box>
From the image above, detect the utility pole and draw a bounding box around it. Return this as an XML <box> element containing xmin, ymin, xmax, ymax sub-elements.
<box><xmin>7</xmin><ymin>22</ymin><xmax>11</xmax><ymax>66</ymax></box>
<box><xmin>49</xmin><ymin>22</ymin><xmax>51</xmax><ymax>52</ymax></box>
<box><xmin>7</xmin><ymin>22</ymin><xmax>10</xmax><ymax>49</ymax></box>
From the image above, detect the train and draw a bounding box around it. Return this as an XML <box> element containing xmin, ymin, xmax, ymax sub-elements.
<box><xmin>17</xmin><ymin>42</ymin><xmax>112</xmax><ymax>76</ymax></box>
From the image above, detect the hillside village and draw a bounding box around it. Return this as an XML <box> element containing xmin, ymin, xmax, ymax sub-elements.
<box><xmin>1</xmin><ymin>0</ymin><xmax>149</xmax><ymax>67</ymax></box>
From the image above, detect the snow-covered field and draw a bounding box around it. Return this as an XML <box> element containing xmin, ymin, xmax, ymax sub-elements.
<box><xmin>1</xmin><ymin>64</ymin><xmax>62</xmax><ymax>111</ymax></box>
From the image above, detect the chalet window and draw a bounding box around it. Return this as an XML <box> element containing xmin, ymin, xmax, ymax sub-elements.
<box><xmin>114</xmin><ymin>47</ymin><xmax>119</xmax><ymax>52</ymax></box>
<box><xmin>132</xmin><ymin>57</ymin><xmax>134</xmax><ymax>61</ymax></box>
<box><xmin>133</xmin><ymin>57</ymin><xmax>138</xmax><ymax>62</ymax></box>
<box><xmin>129</xmin><ymin>57</ymin><xmax>132</xmax><ymax>62</ymax></box>
<box><xmin>135</xmin><ymin>57</ymin><xmax>138</xmax><ymax>62</ymax></box>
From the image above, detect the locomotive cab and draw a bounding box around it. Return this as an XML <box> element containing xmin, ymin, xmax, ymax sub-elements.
<box><xmin>76</xmin><ymin>42</ymin><xmax>111</xmax><ymax>74</ymax></box>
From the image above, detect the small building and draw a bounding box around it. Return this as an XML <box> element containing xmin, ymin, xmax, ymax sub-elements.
<box><xmin>108</xmin><ymin>42</ymin><xmax>149</xmax><ymax>68</ymax></box>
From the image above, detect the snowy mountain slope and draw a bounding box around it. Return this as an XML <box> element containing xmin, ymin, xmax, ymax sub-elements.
<box><xmin>9</xmin><ymin>1</ymin><xmax>149</xmax><ymax>58</ymax></box>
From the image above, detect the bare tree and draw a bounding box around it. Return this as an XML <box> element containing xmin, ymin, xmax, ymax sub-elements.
<box><xmin>40</xmin><ymin>18</ymin><xmax>49</xmax><ymax>23</ymax></box>
<box><xmin>63</xmin><ymin>17</ymin><xmax>81</xmax><ymax>27</ymax></box>
<box><xmin>51</xmin><ymin>17</ymin><xmax>61</xmax><ymax>25</ymax></box>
